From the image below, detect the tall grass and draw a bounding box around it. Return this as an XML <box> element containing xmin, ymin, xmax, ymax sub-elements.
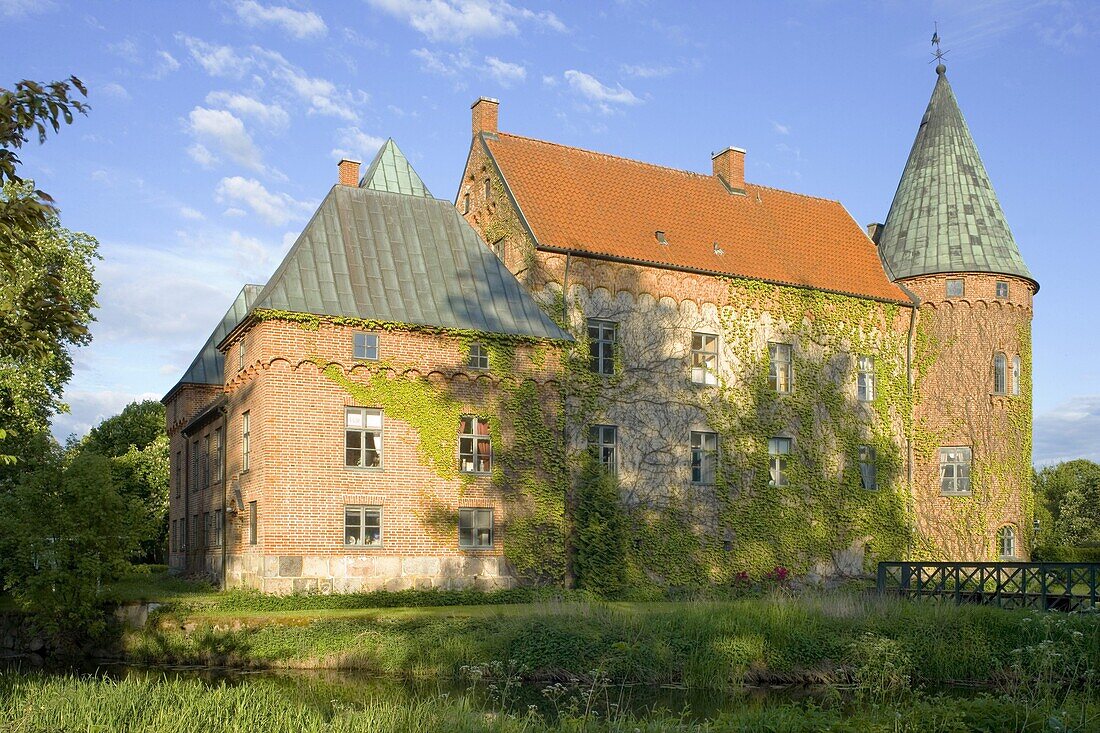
<box><xmin>126</xmin><ymin>592</ymin><xmax>1100</xmax><ymax>691</ymax></box>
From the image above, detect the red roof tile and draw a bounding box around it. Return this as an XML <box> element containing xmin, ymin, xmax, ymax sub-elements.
<box><xmin>483</xmin><ymin>132</ymin><xmax>910</xmax><ymax>303</ymax></box>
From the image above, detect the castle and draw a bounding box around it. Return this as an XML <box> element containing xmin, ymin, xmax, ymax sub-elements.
<box><xmin>164</xmin><ymin>63</ymin><xmax>1036</xmax><ymax>592</ymax></box>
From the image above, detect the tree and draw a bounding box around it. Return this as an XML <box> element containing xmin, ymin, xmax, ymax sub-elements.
<box><xmin>0</xmin><ymin>76</ymin><xmax>91</xmax><ymax>462</ymax></box>
<box><xmin>1034</xmin><ymin>459</ymin><xmax>1100</xmax><ymax>546</ymax></box>
<box><xmin>572</xmin><ymin>452</ymin><xmax>629</xmax><ymax>597</ymax></box>
<box><xmin>0</xmin><ymin>444</ymin><xmax>143</xmax><ymax>647</ymax></box>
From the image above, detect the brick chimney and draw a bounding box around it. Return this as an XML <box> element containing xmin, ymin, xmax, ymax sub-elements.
<box><xmin>471</xmin><ymin>97</ymin><xmax>499</xmax><ymax>137</ymax></box>
<box><xmin>712</xmin><ymin>146</ymin><xmax>746</xmax><ymax>194</ymax></box>
<box><xmin>337</xmin><ymin>158</ymin><xmax>360</xmax><ymax>186</ymax></box>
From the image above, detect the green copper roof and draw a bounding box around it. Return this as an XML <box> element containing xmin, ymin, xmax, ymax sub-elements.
<box><xmin>360</xmin><ymin>138</ymin><xmax>432</xmax><ymax>198</ymax></box>
<box><xmin>249</xmin><ymin>182</ymin><xmax>571</xmax><ymax>342</ymax></box>
<box><xmin>165</xmin><ymin>284</ymin><xmax>261</xmax><ymax>399</ymax></box>
<box><xmin>878</xmin><ymin>67</ymin><xmax>1035</xmax><ymax>287</ymax></box>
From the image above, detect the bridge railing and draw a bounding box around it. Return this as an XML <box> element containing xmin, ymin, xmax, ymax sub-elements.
<box><xmin>876</xmin><ymin>561</ymin><xmax>1099</xmax><ymax>611</ymax></box>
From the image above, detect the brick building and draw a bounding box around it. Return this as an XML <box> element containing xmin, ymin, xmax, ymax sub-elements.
<box><xmin>165</xmin><ymin>62</ymin><xmax>1035</xmax><ymax>590</ymax></box>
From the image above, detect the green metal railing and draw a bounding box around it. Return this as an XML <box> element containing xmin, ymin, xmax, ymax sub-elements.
<box><xmin>877</xmin><ymin>561</ymin><xmax>1099</xmax><ymax>611</ymax></box>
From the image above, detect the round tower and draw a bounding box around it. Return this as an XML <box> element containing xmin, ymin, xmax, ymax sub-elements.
<box><xmin>877</xmin><ymin>62</ymin><xmax>1037</xmax><ymax>561</ymax></box>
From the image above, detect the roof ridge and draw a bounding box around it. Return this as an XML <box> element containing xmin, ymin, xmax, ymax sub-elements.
<box><xmin>746</xmin><ymin>182</ymin><xmax>842</xmax><ymax>206</ymax></box>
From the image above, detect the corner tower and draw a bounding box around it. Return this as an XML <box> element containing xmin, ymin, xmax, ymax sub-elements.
<box><xmin>878</xmin><ymin>62</ymin><xmax>1037</xmax><ymax>561</ymax></box>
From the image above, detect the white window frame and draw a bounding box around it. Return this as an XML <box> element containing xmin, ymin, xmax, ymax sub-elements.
<box><xmin>857</xmin><ymin>355</ymin><xmax>875</xmax><ymax>402</ymax></box>
<box><xmin>353</xmin><ymin>332</ymin><xmax>379</xmax><ymax>361</ymax></box>
<box><xmin>768</xmin><ymin>437</ymin><xmax>791</xmax><ymax>487</ymax></box>
<box><xmin>769</xmin><ymin>343</ymin><xmax>793</xmax><ymax>394</ymax></box>
<box><xmin>691</xmin><ymin>332</ymin><xmax>719</xmax><ymax>386</ymax></box>
<box><xmin>468</xmin><ymin>342</ymin><xmax>489</xmax><ymax>370</ymax></box>
<box><xmin>345</xmin><ymin>505</ymin><xmax>382</xmax><ymax>547</ymax></box>
<box><xmin>995</xmin><ymin>281</ymin><xmax>1009</xmax><ymax>299</ymax></box>
<box><xmin>1012</xmin><ymin>355</ymin><xmax>1021</xmax><ymax>396</ymax></box>
<box><xmin>939</xmin><ymin>446</ymin><xmax>972</xmax><ymax>495</ymax></box>
<box><xmin>241</xmin><ymin>411</ymin><xmax>251</xmax><ymax>472</ymax></box>
<box><xmin>588</xmin><ymin>319</ymin><xmax>617</xmax><ymax>376</ymax></box>
<box><xmin>997</xmin><ymin>525</ymin><xmax>1017</xmax><ymax>559</ymax></box>
<box><xmin>858</xmin><ymin>444</ymin><xmax>877</xmax><ymax>491</ymax></box>
<box><xmin>588</xmin><ymin>424</ymin><xmax>618</xmax><ymax>475</ymax></box>
<box><xmin>459</xmin><ymin>416</ymin><xmax>492</xmax><ymax>474</ymax></box>
<box><xmin>691</xmin><ymin>430</ymin><xmax>718</xmax><ymax>485</ymax></box>
<box><xmin>993</xmin><ymin>352</ymin><xmax>1007</xmax><ymax>395</ymax></box>
<box><xmin>345</xmin><ymin>407</ymin><xmax>383</xmax><ymax>469</ymax></box>
<box><xmin>459</xmin><ymin>507</ymin><xmax>493</xmax><ymax>548</ymax></box>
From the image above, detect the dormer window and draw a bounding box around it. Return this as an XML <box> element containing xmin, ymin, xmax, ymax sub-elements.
<box><xmin>946</xmin><ymin>278</ymin><xmax>964</xmax><ymax>297</ymax></box>
<box><xmin>655</xmin><ymin>230</ymin><xmax>668</xmax><ymax>245</ymax></box>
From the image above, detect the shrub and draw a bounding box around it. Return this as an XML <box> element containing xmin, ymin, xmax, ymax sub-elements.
<box><xmin>1031</xmin><ymin>545</ymin><xmax>1100</xmax><ymax>563</ymax></box>
<box><xmin>571</xmin><ymin>453</ymin><xmax>629</xmax><ymax>597</ymax></box>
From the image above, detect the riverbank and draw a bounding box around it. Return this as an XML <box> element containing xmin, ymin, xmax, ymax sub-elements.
<box><xmin>125</xmin><ymin>592</ymin><xmax>1100</xmax><ymax>691</ymax></box>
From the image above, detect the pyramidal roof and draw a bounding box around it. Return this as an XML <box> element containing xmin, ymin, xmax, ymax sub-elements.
<box><xmin>360</xmin><ymin>138</ymin><xmax>432</xmax><ymax>198</ymax></box>
<box><xmin>164</xmin><ymin>284</ymin><xmax>261</xmax><ymax>400</ymax></box>
<box><xmin>245</xmin><ymin>142</ymin><xmax>571</xmax><ymax>342</ymax></box>
<box><xmin>877</xmin><ymin>66</ymin><xmax>1035</xmax><ymax>288</ymax></box>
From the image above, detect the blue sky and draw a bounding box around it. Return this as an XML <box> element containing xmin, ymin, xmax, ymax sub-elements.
<box><xmin>3</xmin><ymin>0</ymin><xmax>1098</xmax><ymax>464</ymax></box>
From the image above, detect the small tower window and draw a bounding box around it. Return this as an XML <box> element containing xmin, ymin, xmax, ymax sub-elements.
<box><xmin>484</xmin><ymin>178</ymin><xmax>492</xmax><ymax>200</ymax></box>
<box><xmin>995</xmin><ymin>281</ymin><xmax>1009</xmax><ymax>299</ymax></box>
<box><xmin>997</xmin><ymin>525</ymin><xmax>1017</xmax><ymax>559</ymax></box>
<box><xmin>1012</xmin><ymin>355</ymin><xmax>1021</xmax><ymax>396</ymax></box>
<box><xmin>468</xmin><ymin>342</ymin><xmax>489</xmax><ymax>370</ymax></box>
<box><xmin>462</xmin><ymin>193</ymin><xmax>470</xmax><ymax>214</ymax></box>
<box><xmin>946</xmin><ymin>279</ymin><xmax>964</xmax><ymax>297</ymax></box>
<box><xmin>993</xmin><ymin>353</ymin><xmax>1007</xmax><ymax>395</ymax></box>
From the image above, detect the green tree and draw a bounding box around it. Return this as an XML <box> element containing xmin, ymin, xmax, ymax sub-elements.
<box><xmin>0</xmin><ymin>444</ymin><xmax>143</xmax><ymax>647</ymax></box>
<box><xmin>572</xmin><ymin>452</ymin><xmax>629</xmax><ymax>597</ymax></box>
<box><xmin>1034</xmin><ymin>459</ymin><xmax>1100</xmax><ymax>546</ymax></box>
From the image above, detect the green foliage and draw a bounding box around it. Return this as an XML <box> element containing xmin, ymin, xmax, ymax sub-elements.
<box><xmin>1034</xmin><ymin>459</ymin><xmax>1100</xmax><ymax>547</ymax></box>
<box><xmin>572</xmin><ymin>453</ymin><xmax>629</xmax><ymax>596</ymax></box>
<box><xmin>849</xmin><ymin>632</ymin><xmax>912</xmax><ymax>704</ymax></box>
<box><xmin>1031</xmin><ymin>545</ymin><xmax>1100</xmax><ymax>563</ymax></box>
<box><xmin>82</xmin><ymin>399</ymin><xmax>165</xmax><ymax>457</ymax></box>
<box><xmin>0</xmin><ymin>446</ymin><xmax>143</xmax><ymax>646</ymax></box>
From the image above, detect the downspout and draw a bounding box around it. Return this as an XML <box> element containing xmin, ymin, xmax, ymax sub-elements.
<box><xmin>220</xmin><ymin>405</ymin><xmax>229</xmax><ymax>591</ymax></box>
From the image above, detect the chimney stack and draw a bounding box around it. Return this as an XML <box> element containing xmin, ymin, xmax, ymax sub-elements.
<box><xmin>471</xmin><ymin>96</ymin><xmax>500</xmax><ymax>137</ymax></box>
<box><xmin>337</xmin><ymin>158</ymin><xmax>360</xmax><ymax>187</ymax></box>
<box><xmin>712</xmin><ymin>146</ymin><xmax>746</xmax><ymax>194</ymax></box>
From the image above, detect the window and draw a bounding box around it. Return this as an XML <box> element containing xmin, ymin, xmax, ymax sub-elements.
<box><xmin>588</xmin><ymin>425</ymin><xmax>618</xmax><ymax>474</ymax></box>
<box><xmin>238</xmin><ymin>338</ymin><xmax>246</xmax><ymax>371</ymax></box>
<box><xmin>459</xmin><ymin>416</ymin><xmax>491</xmax><ymax>473</ymax></box>
<box><xmin>241</xmin><ymin>411</ymin><xmax>251</xmax><ymax>472</ymax></box>
<box><xmin>996</xmin><ymin>281</ymin><xmax>1009</xmax><ymax>299</ymax></box>
<box><xmin>353</xmin><ymin>332</ymin><xmax>379</xmax><ymax>361</ymax></box>
<box><xmin>691</xmin><ymin>332</ymin><xmax>719</xmax><ymax>385</ymax></box>
<box><xmin>203</xmin><ymin>512</ymin><xmax>211</xmax><ymax>547</ymax></box>
<box><xmin>939</xmin><ymin>446</ymin><xmax>972</xmax><ymax>495</ymax></box>
<box><xmin>484</xmin><ymin>178</ymin><xmax>492</xmax><ymax>200</ymax></box>
<box><xmin>459</xmin><ymin>508</ymin><xmax>493</xmax><ymax>548</ymax></box>
<box><xmin>993</xmin><ymin>353</ymin><xmax>1007</xmax><ymax>395</ymax></box>
<box><xmin>248</xmin><ymin>501</ymin><xmax>258</xmax><ymax>546</ymax></box>
<box><xmin>691</xmin><ymin>431</ymin><xmax>718</xmax><ymax>484</ymax></box>
<box><xmin>769</xmin><ymin>343</ymin><xmax>793</xmax><ymax>393</ymax></box>
<box><xmin>345</xmin><ymin>506</ymin><xmax>382</xmax><ymax>547</ymax></box>
<box><xmin>175</xmin><ymin>451</ymin><xmax>181</xmax><ymax>498</ymax></box>
<box><xmin>997</xmin><ymin>525</ymin><xmax>1017</xmax><ymax>559</ymax></box>
<box><xmin>190</xmin><ymin>440</ymin><xmax>199</xmax><ymax>492</ymax></box>
<box><xmin>171</xmin><ymin>519</ymin><xmax>177</xmax><ymax>552</ymax></box>
<box><xmin>214</xmin><ymin>428</ymin><xmax>224</xmax><ymax>482</ymax></box>
<box><xmin>858</xmin><ymin>445</ymin><xmax>877</xmax><ymax>490</ymax></box>
<box><xmin>946</xmin><ymin>279</ymin><xmax>964</xmax><ymax>297</ymax></box>
<box><xmin>191</xmin><ymin>514</ymin><xmax>198</xmax><ymax>549</ymax></box>
<box><xmin>468</xmin><ymin>342</ymin><xmax>489</xmax><ymax>370</ymax></box>
<box><xmin>1012</xmin><ymin>356</ymin><xmax>1021</xmax><ymax>396</ymax></box>
<box><xmin>462</xmin><ymin>193</ymin><xmax>470</xmax><ymax>214</ymax></box>
<box><xmin>768</xmin><ymin>437</ymin><xmax>791</xmax><ymax>487</ymax></box>
<box><xmin>214</xmin><ymin>509</ymin><xmax>224</xmax><ymax>547</ymax></box>
<box><xmin>588</xmin><ymin>319</ymin><xmax>617</xmax><ymax>375</ymax></box>
<box><xmin>857</xmin><ymin>356</ymin><xmax>875</xmax><ymax>402</ymax></box>
<box><xmin>202</xmin><ymin>434</ymin><xmax>211</xmax><ymax>488</ymax></box>
<box><xmin>345</xmin><ymin>407</ymin><xmax>383</xmax><ymax>468</ymax></box>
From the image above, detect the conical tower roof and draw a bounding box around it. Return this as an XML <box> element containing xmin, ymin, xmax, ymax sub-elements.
<box><xmin>359</xmin><ymin>138</ymin><xmax>432</xmax><ymax>197</ymax></box>
<box><xmin>877</xmin><ymin>66</ymin><xmax>1035</xmax><ymax>288</ymax></box>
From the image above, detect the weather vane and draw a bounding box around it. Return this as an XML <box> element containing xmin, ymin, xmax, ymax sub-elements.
<box><xmin>930</xmin><ymin>22</ymin><xmax>949</xmax><ymax>72</ymax></box>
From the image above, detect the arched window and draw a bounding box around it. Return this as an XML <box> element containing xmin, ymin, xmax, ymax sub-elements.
<box><xmin>993</xmin><ymin>353</ymin><xmax>1007</xmax><ymax>395</ymax></box>
<box><xmin>1012</xmin><ymin>356</ymin><xmax>1021</xmax><ymax>396</ymax></box>
<box><xmin>997</xmin><ymin>525</ymin><xmax>1017</xmax><ymax>559</ymax></box>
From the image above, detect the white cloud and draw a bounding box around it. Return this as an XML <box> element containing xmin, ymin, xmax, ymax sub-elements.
<box><xmin>772</xmin><ymin>121</ymin><xmax>790</xmax><ymax>135</ymax></box>
<box><xmin>179</xmin><ymin>206</ymin><xmax>205</xmax><ymax>220</ymax></box>
<box><xmin>215</xmin><ymin>176</ymin><xmax>315</xmax><ymax>226</ymax></box>
<box><xmin>51</xmin><ymin>389</ymin><xmax>161</xmax><ymax>441</ymax></box>
<box><xmin>1</xmin><ymin>0</ymin><xmax>56</xmax><ymax>18</ymax></box>
<box><xmin>484</xmin><ymin>56</ymin><xmax>526</xmax><ymax>86</ymax></box>
<box><xmin>188</xmin><ymin>143</ymin><xmax>219</xmax><ymax>168</ymax></box>
<box><xmin>107</xmin><ymin>38</ymin><xmax>140</xmax><ymax>63</ymax></box>
<box><xmin>331</xmin><ymin>126</ymin><xmax>387</xmax><ymax>162</ymax></box>
<box><xmin>177</xmin><ymin>34</ymin><xmax>254</xmax><ymax>77</ymax></box>
<box><xmin>205</xmin><ymin>91</ymin><xmax>290</xmax><ymax>129</ymax></box>
<box><xmin>366</xmin><ymin>0</ymin><xmax>564</xmax><ymax>42</ymax></box>
<box><xmin>621</xmin><ymin>63</ymin><xmax>674</xmax><ymax>79</ymax></box>
<box><xmin>150</xmin><ymin>50</ymin><xmax>181</xmax><ymax>79</ymax></box>
<box><xmin>254</xmin><ymin>47</ymin><xmax>363</xmax><ymax>120</ymax></box>
<box><xmin>541</xmin><ymin>74</ymin><xmax>558</xmax><ymax>87</ymax></box>
<box><xmin>234</xmin><ymin>0</ymin><xmax>327</xmax><ymax>39</ymax></box>
<box><xmin>1034</xmin><ymin>395</ymin><xmax>1100</xmax><ymax>465</ymax></box>
<box><xmin>563</xmin><ymin>70</ymin><xmax>641</xmax><ymax>112</ymax></box>
<box><xmin>101</xmin><ymin>82</ymin><xmax>130</xmax><ymax>100</ymax></box>
<box><xmin>187</xmin><ymin>106</ymin><xmax>266</xmax><ymax>172</ymax></box>
<box><xmin>411</xmin><ymin>47</ymin><xmax>471</xmax><ymax>77</ymax></box>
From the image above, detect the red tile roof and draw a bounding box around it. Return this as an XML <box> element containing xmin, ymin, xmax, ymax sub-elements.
<box><xmin>483</xmin><ymin>132</ymin><xmax>910</xmax><ymax>303</ymax></box>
